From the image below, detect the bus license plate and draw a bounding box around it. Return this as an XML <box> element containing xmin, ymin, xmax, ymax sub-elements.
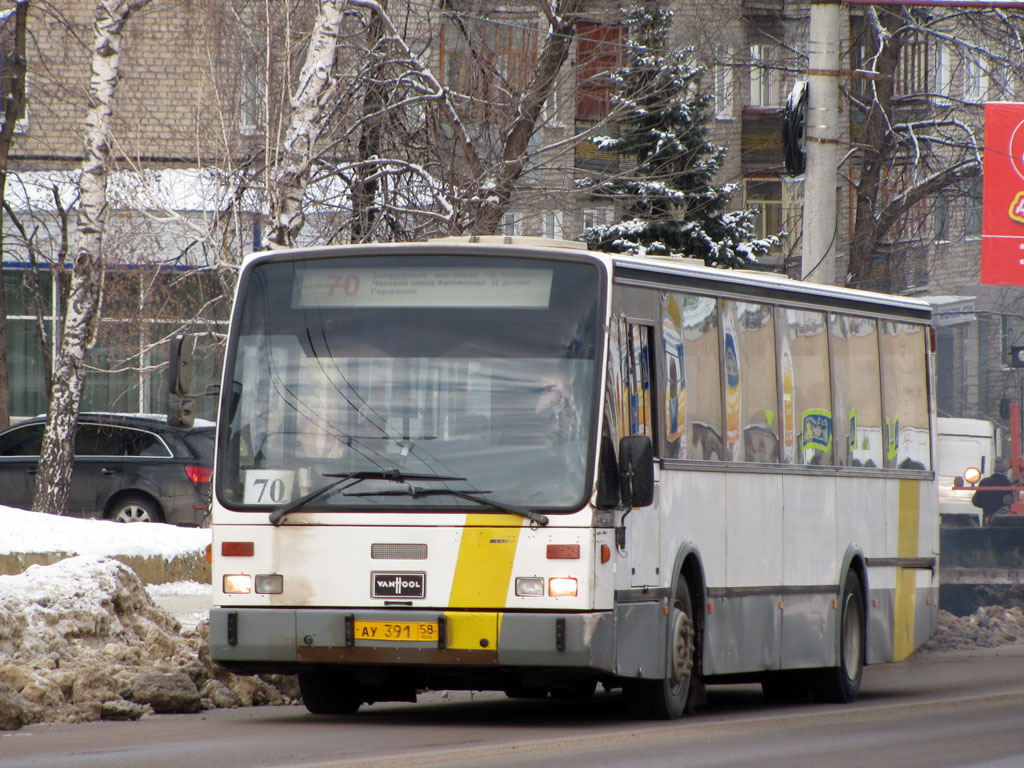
<box><xmin>353</xmin><ymin>621</ymin><xmax>438</xmax><ymax>643</ymax></box>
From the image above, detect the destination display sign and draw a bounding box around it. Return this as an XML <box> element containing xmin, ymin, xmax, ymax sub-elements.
<box><xmin>294</xmin><ymin>267</ymin><xmax>553</xmax><ymax>308</ymax></box>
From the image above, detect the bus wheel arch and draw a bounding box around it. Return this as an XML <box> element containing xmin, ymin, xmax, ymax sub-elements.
<box><xmin>812</xmin><ymin>567</ymin><xmax>866</xmax><ymax>703</ymax></box>
<box><xmin>623</xmin><ymin>551</ymin><xmax>705</xmax><ymax>719</ymax></box>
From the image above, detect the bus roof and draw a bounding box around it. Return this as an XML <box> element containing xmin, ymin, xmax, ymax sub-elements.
<box><xmin>240</xmin><ymin>240</ymin><xmax>932</xmax><ymax>322</ymax></box>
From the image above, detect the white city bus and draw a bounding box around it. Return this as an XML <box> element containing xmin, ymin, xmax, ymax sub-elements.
<box><xmin>207</xmin><ymin>237</ymin><xmax>938</xmax><ymax>719</ymax></box>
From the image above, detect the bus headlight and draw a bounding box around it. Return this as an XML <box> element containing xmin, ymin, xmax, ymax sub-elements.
<box><xmin>516</xmin><ymin>577</ymin><xmax>545</xmax><ymax>597</ymax></box>
<box><xmin>255</xmin><ymin>574</ymin><xmax>284</xmax><ymax>594</ymax></box>
<box><xmin>223</xmin><ymin>574</ymin><xmax>252</xmax><ymax>594</ymax></box>
<box><xmin>548</xmin><ymin>577</ymin><xmax>578</xmax><ymax>597</ymax></box>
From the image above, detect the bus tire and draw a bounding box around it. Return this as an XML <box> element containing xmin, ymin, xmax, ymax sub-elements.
<box><xmin>298</xmin><ymin>669</ymin><xmax>362</xmax><ymax>715</ymax></box>
<box><xmin>812</xmin><ymin>570</ymin><xmax>865</xmax><ymax>704</ymax></box>
<box><xmin>623</xmin><ymin>575</ymin><xmax>695</xmax><ymax>720</ymax></box>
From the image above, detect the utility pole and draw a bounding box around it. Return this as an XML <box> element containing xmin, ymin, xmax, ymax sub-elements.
<box><xmin>801</xmin><ymin>0</ymin><xmax>841</xmax><ymax>284</ymax></box>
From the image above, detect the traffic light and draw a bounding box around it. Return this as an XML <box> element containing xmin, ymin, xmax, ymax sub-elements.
<box><xmin>1011</xmin><ymin>346</ymin><xmax>1024</xmax><ymax>368</ymax></box>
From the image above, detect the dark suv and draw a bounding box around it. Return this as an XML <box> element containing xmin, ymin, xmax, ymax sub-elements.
<box><xmin>0</xmin><ymin>413</ymin><xmax>214</xmax><ymax>526</ymax></box>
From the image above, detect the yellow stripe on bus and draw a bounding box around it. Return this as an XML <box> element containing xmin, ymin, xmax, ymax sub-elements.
<box><xmin>446</xmin><ymin>514</ymin><xmax>523</xmax><ymax>649</ymax></box>
<box><xmin>892</xmin><ymin>480</ymin><xmax>921</xmax><ymax>661</ymax></box>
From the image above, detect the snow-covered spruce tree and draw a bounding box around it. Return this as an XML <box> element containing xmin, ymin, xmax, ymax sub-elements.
<box><xmin>580</xmin><ymin>3</ymin><xmax>776</xmax><ymax>267</ymax></box>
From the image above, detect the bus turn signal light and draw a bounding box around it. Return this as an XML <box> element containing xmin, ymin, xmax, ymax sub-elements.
<box><xmin>222</xmin><ymin>541</ymin><xmax>255</xmax><ymax>557</ymax></box>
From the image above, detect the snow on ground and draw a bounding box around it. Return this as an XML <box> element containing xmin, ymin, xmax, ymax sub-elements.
<box><xmin>0</xmin><ymin>506</ymin><xmax>297</xmax><ymax>731</ymax></box>
<box><xmin>0</xmin><ymin>504</ymin><xmax>210</xmax><ymax>558</ymax></box>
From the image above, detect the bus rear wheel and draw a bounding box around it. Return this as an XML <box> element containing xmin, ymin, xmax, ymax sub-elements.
<box><xmin>623</xmin><ymin>575</ymin><xmax>695</xmax><ymax>720</ymax></box>
<box><xmin>298</xmin><ymin>669</ymin><xmax>362</xmax><ymax>715</ymax></box>
<box><xmin>812</xmin><ymin>570</ymin><xmax>865</xmax><ymax>703</ymax></box>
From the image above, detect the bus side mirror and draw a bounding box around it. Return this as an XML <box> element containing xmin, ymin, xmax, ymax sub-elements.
<box><xmin>619</xmin><ymin>435</ymin><xmax>654</xmax><ymax>509</ymax></box>
<box><xmin>168</xmin><ymin>334</ymin><xmax>195</xmax><ymax>396</ymax></box>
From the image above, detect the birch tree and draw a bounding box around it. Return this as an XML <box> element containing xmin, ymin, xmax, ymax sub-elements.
<box><xmin>32</xmin><ymin>0</ymin><xmax>152</xmax><ymax>516</ymax></box>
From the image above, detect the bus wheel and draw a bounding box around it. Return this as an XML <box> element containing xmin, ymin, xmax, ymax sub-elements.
<box><xmin>298</xmin><ymin>669</ymin><xmax>362</xmax><ymax>715</ymax></box>
<box><xmin>812</xmin><ymin>570</ymin><xmax>865</xmax><ymax>703</ymax></box>
<box><xmin>623</xmin><ymin>575</ymin><xmax>695</xmax><ymax>719</ymax></box>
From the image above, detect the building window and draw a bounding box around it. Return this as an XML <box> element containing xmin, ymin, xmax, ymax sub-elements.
<box><xmin>895</xmin><ymin>34</ymin><xmax>928</xmax><ymax>97</ymax></box>
<box><xmin>713</xmin><ymin>47</ymin><xmax>736</xmax><ymax>120</ymax></box>
<box><xmin>543</xmin><ymin>210</ymin><xmax>563</xmax><ymax>239</ymax></box>
<box><xmin>932</xmin><ymin>193</ymin><xmax>949</xmax><ymax>241</ymax></box>
<box><xmin>0</xmin><ymin>12</ymin><xmax>27</xmax><ymax>134</ymax></box>
<box><xmin>582</xmin><ymin>207</ymin><xmax>606</xmax><ymax>233</ymax></box>
<box><xmin>238</xmin><ymin>51</ymin><xmax>264</xmax><ymax>136</ymax></box>
<box><xmin>743</xmin><ymin>176</ymin><xmax>803</xmax><ymax>261</ymax></box>
<box><xmin>442</xmin><ymin>14</ymin><xmax>540</xmax><ymax>120</ymax></box>
<box><xmin>501</xmin><ymin>212</ymin><xmax>523</xmax><ymax>236</ymax></box>
<box><xmin>964</xmin><ymin>55</ymin><xmax>989</xmax><ymax>104</ymax></box>
<box><xmin>965</xmin><ymin>177</ymin><xmax>983</xmax><ymax>237</ymax></box>
<box><xmin>934</xmin><ymin>43</ymin><xmax>952</xmax><ymax>100</ymax></box>
<box><xmin>576</xmin><ymin>22</ymin><xmax>624</xmax><ymax>122</ymax></box>
<box><xmin>748</xmin><ymin>43</ymin><xmax>782</xmax><ymax>107</ymax></box>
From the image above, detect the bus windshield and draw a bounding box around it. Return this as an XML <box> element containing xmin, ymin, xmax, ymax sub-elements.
<box><xmin>218</xmin><ymin>253</ymin><xmax>603</xmax><ymax>513</ymax></box>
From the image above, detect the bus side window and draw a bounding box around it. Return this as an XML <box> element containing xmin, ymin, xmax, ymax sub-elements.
<box><xmin>722</xmin><ymin>300</ymin><xmax>778</xmax><ymax>463</ymax></box>
<box><xmin>623</xmin><ymin>321</ymin><xmax>653</xmax><ymax>440</ymax></box>
<box><xmin>662</xmin><ymin>291</ymin><xmax>722</xmax><ymax>461</ymax></box>
<box><xmin>778</xmin><ymin>308</ymin><xmax>832</xmax><ymax>465</ymax></box>
<box><xmin>829</xmin><ymin>314</ymin><xmax>882</xmax><ymax>468</ymax></box>
<box><xmin>880</xmin><ymin>321</ymin><xmax>930</xmax><ymax>470</ymax></box>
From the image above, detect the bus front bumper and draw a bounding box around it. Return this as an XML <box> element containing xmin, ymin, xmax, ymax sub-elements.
<box><xmin>209</xmin><ymin>607</ymin><xmax>615</xmax><ymax>673</ymax></box>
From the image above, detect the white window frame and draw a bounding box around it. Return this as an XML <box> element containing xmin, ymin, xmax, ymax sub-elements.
<box><xmin>0</xmin><ymin>74</ymin><xmax>29</xmax><ymax>134</ymax></box>
<box><xmin>964</xmin><ymin>55</ymin><xmax>989</xmax><ymax>104</ymax></box>
<box><xmin>543</xmin><ymin>210</ymin><xmax>564</xmax><ymax>239</ymax></box>
<box><xmin>749</xmin><ymin>44</ymin><xmax>780</xmax><ymax>107</ymax></box>
<box><xmin>714</xmin><ymin>47</ymin><xmax>736</xmax><ymax>120</ymax></box>
<box><xmin>238</xmin><ymin>48</ymin><xmax>265</xmax><ymax>136</ymax></box>
<box><xmin>501</xmin><ymin>212</ymin><xmax>523</xmax><ymax>236</ymax></box>
<box><xmin>934</xmin><ymin>43</ymin><xmax>952</xmax><ymax>100</ymax></box>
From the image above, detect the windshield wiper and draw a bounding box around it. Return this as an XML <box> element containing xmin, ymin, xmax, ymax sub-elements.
<box><xmin>345</xmin><ymin>487</ymin><xmax>549</xmax><ymax>526</ymax></box>
<box><xmin>268</xmin><ymin>469</ymin><xmax>465</xmax><ymax>525</ymax></box>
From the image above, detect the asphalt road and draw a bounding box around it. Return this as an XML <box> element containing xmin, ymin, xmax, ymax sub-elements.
<box><xmin>2</xmin><ymin>644</ymin><xmax>1023</xmax><ymax>768</ymax></box>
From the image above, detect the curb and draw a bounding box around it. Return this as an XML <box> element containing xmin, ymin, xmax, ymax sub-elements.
<box><xmin>0</xmin><ymin>551</ymin><xmax>211</xmax><ymax>585</ymax></box>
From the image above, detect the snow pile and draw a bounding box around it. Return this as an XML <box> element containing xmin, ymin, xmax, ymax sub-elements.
<box><xmin>922</xmin><ymin>607</ymin><xmax>1024</xmax><ymax>652</ymax></box>
<box><xmin>0</xmin><ymin>556</ymin><xmax>297</xmax><ymax>730</ymax></box>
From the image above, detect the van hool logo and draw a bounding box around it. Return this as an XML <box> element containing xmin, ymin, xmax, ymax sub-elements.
<box><xmin>372</xmin><ymin>572</ymin><xmax>425</xmax><ymax>599</ymax></box>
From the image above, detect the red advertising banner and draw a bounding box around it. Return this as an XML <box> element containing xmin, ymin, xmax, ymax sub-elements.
<box><xmin>982</xmin><ymin>102</ymin><xmax>1024</xmax><ymax>285</ymax></box>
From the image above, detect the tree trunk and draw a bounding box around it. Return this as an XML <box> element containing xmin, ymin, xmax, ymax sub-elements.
<box><xmin>0</xmin><ymin>1</ymin><xmax>28</xmax><ymax>430</ymax></box>
<box><xmin>351</xmin><ymin>0</ymin><xmax>388</xmax><ymax>243</ymax></box>
<box><xmin>33</xmin><ymin>0</ymin><xmax>151</xmax><ymax>516</ymax></box>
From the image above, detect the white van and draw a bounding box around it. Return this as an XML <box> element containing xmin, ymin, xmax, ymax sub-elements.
<box><xmin>936</xmin><ymin>417</ymin><xmax>999</xmax><ymax>526</ymax></box>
